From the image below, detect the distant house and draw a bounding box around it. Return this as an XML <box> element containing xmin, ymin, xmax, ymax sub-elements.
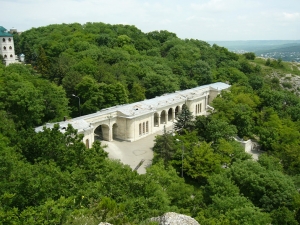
<box><xmin>0</xmin><ymin>26</ymin><xmax>18</xmax><ymax>66</ymax></box>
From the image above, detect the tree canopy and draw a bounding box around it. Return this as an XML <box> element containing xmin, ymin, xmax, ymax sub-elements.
<box><xmin>1</xmin><ymin>21</ymin><xmax>300</xmax><ymax>224</ymax></box>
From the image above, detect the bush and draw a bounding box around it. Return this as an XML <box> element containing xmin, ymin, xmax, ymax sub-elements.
<box><xmin>282</xmin><ymin>82</ymin><xmax>293</xmax><ymax>89</ymax></box>
<box><xmin>243</xmin><ymin>52</ymin><xmax>256</xmax><ymax>60</ymax></box>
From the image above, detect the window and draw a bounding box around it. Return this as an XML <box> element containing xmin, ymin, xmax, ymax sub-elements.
<box><xmin>143</xmin><ymin>122</ymin><xmax>145</xmax><ymax>134</ymax></box>
<box><xmin>4</xmin><ymin>55</ymin><xmax>7</xmax><ymax>58</ymax></box>
<box><xmin>195</xmin><ymin>103</ymin><xmax>202</xmax><ymax>114</ymax></box>
<box><xmin>9</xmin><ymin>46</ymin><xmax>12</xmax><ymax>50</ymax></box>
<box><xmin>10</xmin><ymin>54</ymin><xmax>13</xmax><ymax>58</ymax></box>
<box><xmin>146</xmin><ymin>121</ymin><xmax>149</xmax><ymax>133</ymax></box>
<box><xmin>2</xmin><ymin>38</ymin><xmax>5</xmax><ymax>42</ymax></box>
<box><xmin>85</xmin><ymin>139</ymin><xmax>89</xmax><ymax>148</ymax></box>
<box><xmin>3</xmin><ymin>46</ymin><xmax>6</xmax><ymax>50</ymax></box>
<box><xmin>139</xmin><ymin>123</ymin><xmax>142</xmax><ymax>135</ymax></box>
<box><xmin>8</xmin><ymin>38</ymin><xmax>11</xmax><ymax>42</ymax></box>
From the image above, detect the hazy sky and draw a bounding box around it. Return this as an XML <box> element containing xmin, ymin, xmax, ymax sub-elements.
<box><xmin>2</xmin><ymin>0</ymin><xmax>300</xmax><ymax>41</ymax></box>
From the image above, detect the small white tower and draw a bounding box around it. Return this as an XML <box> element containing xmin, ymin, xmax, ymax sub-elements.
<box><xmin>0</xmin><ymin>26</ymin><xmax>16</xmax><ymax>66</ymax></box>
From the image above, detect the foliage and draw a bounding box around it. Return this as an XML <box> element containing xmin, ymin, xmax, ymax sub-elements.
<box><xmin>243</xmin><ymin>52</ymin><xmax>256</xmax><ymax>60</ymax></box>
<box><xmin>1</xmin><ymin>21</ymin><xmax>300</xmax><ymax>224</ymax></box>
<box><xmin>16</xmin><ymin>22</ymin><xmax>253</xmax><ymax>116</ymax></box>
<box><xmin>184</xmin><ymin>142</ymin><xmax>221</xmax><ymax>182</ymax></box>
<box><xmin>228</xmin><ymin>160</ymin><xmax>300</xmax><ymax>213</ymax></box>
<box><xmin>174</xmin><ymin>104</ymin><xmax>195</xmax><ymax>133</ymax></box>
<box><xmin>195</xmin><ymin>115</ymin><xmax>237</xmax><ymax>143</ymax></box>
<box><xmin>152</xmin><ymin>126</ymin><xmax>176</xmax><ymax>166</ymax></box>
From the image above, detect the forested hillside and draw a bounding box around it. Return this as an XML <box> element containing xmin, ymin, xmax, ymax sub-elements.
<box><xmin>1</xmin><ymin>22</ymin><xmax>300</xmax><ymax>224</ymax></box>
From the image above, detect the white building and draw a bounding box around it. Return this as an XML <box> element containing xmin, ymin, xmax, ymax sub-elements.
<box><xmin>35</xmin><ymin>82</ymin><xmax>230</xmax><ymax>148</ymax></box>
<box><xmin>0</xmin><ymin>26</ymin><xmax>17</xmax><ymax>66</ymax></box>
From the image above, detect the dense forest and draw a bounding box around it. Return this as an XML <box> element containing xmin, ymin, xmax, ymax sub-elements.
<box><xmin>1</xmin><ymin>22</ymin><xmax>300</xmax><ymax>224</ymax></box>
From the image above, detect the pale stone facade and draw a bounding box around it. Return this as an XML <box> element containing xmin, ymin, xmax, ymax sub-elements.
<box><xmin>35</xmin><ymin>82</ymin><xmax>230</xmax><ymax>148</ymax></box>
<box><xmin>0</xmin><ymin>26</ymin><xmax>16</xmax><ymax>66</ymax></box>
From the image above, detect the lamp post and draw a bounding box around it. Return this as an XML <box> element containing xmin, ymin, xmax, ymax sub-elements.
<box><xmin>72</xmin><ymin>94</ymin><xmax>80</xmax><ymax>116</ymax></box>
<box><xmin>176</xmin><ymin>139</ymin><xmax>185</xmax><ymax>178</ymax></box>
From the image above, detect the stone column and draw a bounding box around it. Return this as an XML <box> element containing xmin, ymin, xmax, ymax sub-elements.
<box><xmin>108</xmin><ymin>127</ymin><xmax>112</xmax><ymax>141</ymax></box>
<box><xmin>165</xmin><ymin>111</ymin><xmax>168</xmax><ymax>125</ymax></box>
<box><xmin>126</xmin><ymin>119</ymin><xmax>134</xmax><ymax>141</ymax></box>
<box><xmin>172</xmin><ymin>108</ymin><xmax>176</xmax><ymax>122</ymax></box>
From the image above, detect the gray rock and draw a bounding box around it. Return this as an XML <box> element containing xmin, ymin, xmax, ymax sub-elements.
<box><xmin>150</xmin><ymin>212</ymin><xmax>200</xmax><ymax>225</ymax></box>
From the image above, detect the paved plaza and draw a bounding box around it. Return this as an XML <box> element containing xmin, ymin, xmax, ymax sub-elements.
<box><xmin>101</xmin><ymin>128</ymin><xmax>168</xmax><ymax>174</ymax></box>
<box><xmin>101</xmin><ymin>128</ymin><xmax>261</xmax><ymax>174</ymax></box>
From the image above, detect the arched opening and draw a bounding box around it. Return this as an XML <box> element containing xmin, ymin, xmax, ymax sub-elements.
<box><xmin>175</xmin><ymin>106</ymin><xmax>180</xmax><ymax>118</ymax></box>
<box><xmin>113</xmin><ymin>123</ymin><xmax>118</xmax><ymax>140</ymax></box>
<box><xmin>168</xmin><ymin>108</ymin><xmax>173</xmax><ymax>121</ymax></box>
<box><xmin>8</xmin><ymin>38</ymin><xmax>11</xmax><ymax>42</ymax></box>
<box><xmin>9</xmin><ymin>46</ymin><xmax>12</xmax><ymax>50</ymax></box>
<box><xmin>2</xmin><ymin>38</ymin><xmax>5</xmax><ymax>42</ymax></box>
<box><xmin>85</xmin><ymin>139</ymin><xmax>89</xmax><ymax>148</ymax></box>
<box><xmin>160</xmin><ymin>110</ymin><xmax>166</xmax><ymax>124</ymax></box>
<box><xmin>94</xmin><ymin>124</ymin><xmax>109</xmax><ymax>141</ymax></box>
<box><xmin>3</xmin><ymin>46</ymin><xmax>6</xmax><ymax>50</ymax></box>
<box><xmin>154</xmin><ymin>113</ymin><xmax>159</xmax><ymax>127</ymax></box>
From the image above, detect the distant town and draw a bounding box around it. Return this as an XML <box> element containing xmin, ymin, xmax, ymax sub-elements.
<box><xmin>210</xmin><ymin>40</ymin><xmax>300</xmax><ymax>62</ymax></box>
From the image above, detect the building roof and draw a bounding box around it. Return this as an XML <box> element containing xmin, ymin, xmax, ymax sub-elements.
<box><xmin>35</xmin><ymin>82</ymin><xmax>230</xmax><ymax>133</ymax></box>
<box><xmin>35</xmin><ymin>119</ymin><xmax>93</xmax><ymax>134</ymax></box>
<box><xmin>0</xmin><ymin>26</ymin><xmax>13</xmax><ymax>37</ymax></box>
<box><xmin>115</xmin><ymin>82</ymin><xmax>230</xmax><ymax>117</ymax></box>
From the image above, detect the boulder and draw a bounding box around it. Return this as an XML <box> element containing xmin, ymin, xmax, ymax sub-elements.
<box><xmin>150</xmin><ymin>212</ymin><xmax>200</xmax><ymax>225</ymax></box>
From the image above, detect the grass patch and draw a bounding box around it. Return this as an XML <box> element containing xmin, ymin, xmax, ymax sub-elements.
<box><xmin>282</xmin><ymin>82</ymin><xmax>293</xmax><ymax>89</ymax></box>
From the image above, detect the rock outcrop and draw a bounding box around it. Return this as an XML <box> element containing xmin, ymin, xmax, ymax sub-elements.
<box><xmin>150</xmin><ymin>212</ymin><xmax>200</xmax><ymax>225</ymax></box>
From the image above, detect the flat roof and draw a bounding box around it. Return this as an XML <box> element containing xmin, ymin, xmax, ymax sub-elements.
<box><xmin>35</xmin><ymin>82</ymin><xmax>230</xmax><ymax>132</ymax></box>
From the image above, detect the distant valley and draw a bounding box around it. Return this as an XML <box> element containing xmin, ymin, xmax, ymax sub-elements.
<box><xmin>209</xmin><ymin>40</ymin><xmax>300</xmax><ymax>62</ymax></box>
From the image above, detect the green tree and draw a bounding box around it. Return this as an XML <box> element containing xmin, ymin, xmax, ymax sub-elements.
<box><xmin>1</xmin><ymin>77</ymin><xmax>45</xmax><ymax>128</ymax></box>
<box><xmin>153</xmin><ymin>126</ymin><xmax>176</xmax><ymax>166</ymax></box>
<box><xmin>129</xmin><ymin>82</ymin><xmax>146</xmax><ymax>103</ymax></box>
<box><xmin>146</xmin><ymin>161</ymin><xmax>195</xmax><ymax>211</ymax></box>
<box><xmin>195</xmin><ymin>115</ymin><xmax>237</xmax><ymax>143</ymax></box>
<box><xmin>34</xmin><ymin>80</ymin><xmax>69</xmax><ymax>122</ymax></box>
<box><xmin>189</xmin><ymin>60</ymin><xmax>212</xmax><ymax>85</ymax></box>
<box><xmin>231</xmin><ymin>103</ymin><xmax>254</xmax><ymax>138</ymax></box>
<box><xmin>75</xmin><ymin>76</ymin><xmax>104</xmax><ymax>115</ymax></box>
<box><xmin>243</xmin><ymin>52</ymin><xmax>256</xmax><ymax>60</ymax></box>
<box><xmin>271</xmin><ymin>207</ymin><xmax>298</xmax><ymax>225</ymax></box>
<box><xmin>174</xmin><ymin>104</ymin><xmax>194</xmax><ymax>133</ymax></box>
<box><xmin>184</xmin><ymin>142</ymin><xmax>221</xmax><ymax>182</ymax></box>
<box><xmin>142</xmin><ymin>72</ymin><xmax>179</xmax><ymax>99</ymax></box>
<box><xmin>228</xmin><ymin>160</ymin><xmax>300</xmax><ymax>213</ymax></box>
<box><xmin>36</xmin><ymin>46</ymin><xmax>50</xmax><ymax>77</ymax></box>
<box><xmin>19</xmin><ymin>124</ymin><xmax>88</xmax><ymax>171</ymax></box>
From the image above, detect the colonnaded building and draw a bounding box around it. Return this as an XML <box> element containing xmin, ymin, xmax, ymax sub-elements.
<box><xmin>35</xmin><ymin>82</ymin><xmax>230</xmax><ymax>148</ymax></box>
